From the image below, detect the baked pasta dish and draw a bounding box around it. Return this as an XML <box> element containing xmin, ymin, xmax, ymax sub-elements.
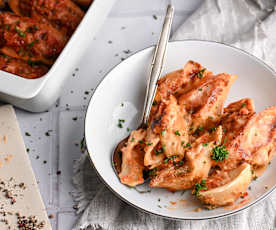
<box><xmin>118</xmin><ymin>60</ymin><xmax>276</xmax><ymax>208</ymax></box>
<box><xmin>0</xmin><ymin>0</ymin><xmax>92</xmax><ymax>79</ymax></box>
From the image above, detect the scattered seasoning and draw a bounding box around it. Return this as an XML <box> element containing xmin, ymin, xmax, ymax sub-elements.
<box><xmin>26</xmin><ymin>148</ymin><xmax>30</xmax><ymax>153</ymax></box>
<box><xmin>174</xmin><ymin>130</ymin><xmax>181</xmax><ymax>136</ymax></box>
<box><xmin>211</xmin><ymin>145</ymin><xmax>229</xmax><ymax>161</ymax></box>
<box><xmin>84</xmin><ymin>91</ymin><xmax>89</xmax><ymax>95</ymax></box>
<box><xmin>120</xmin><ymin>103</ymin><xmax>124</xmax><ymax>107</ymax></box>
<box><xmin>108</xmin><ymin>40</ymin><xmax>112</xmax><ymax>44</ymax></box>
<box><xmin>198</xmin><ymin>88</ymin><xmax>203</xmax><ymax>91</ymax></box>
<box><xmin>265</xmin><ymin>185</ymin><xmax>268</xmax><ymax>189</ymax></box>
<box><xmin>193</xmin><ymin>179</ymin><xmax>207</xmax><ymax>196</ymax></box>
<box><xmin>73</xmin><ymin>204</ymin><xmax>79</xmax><ymax>210</ymax></box>
<box><xmin>16</xmin><ymin>214</ymin><xmax>46</xmax><ymax>229</ymax></box>
<box><xmin>130</xmin><ymin>137</ymin><xmax>135</xmax><ymax>142</ymax></box>
<box><xmin>146</xmin><ymin>142</ymin><xmax>152</xmax><ymax>146</ymax></box>
<box><xmin>248</xmin><ymin>186</ymin><xmax>251</xmax><ymax>190</ymax></box>
<box><xmin>158</xmin><ymin>198</ymin><xmax>161</xmax><ymax>202</ymax></box>
<box><xmin>72</xmin><ymin>117</ymin><xmax>78</xmax><ymax>121</ymax></box>
<box><xmin>203</xmin><ymin>160</ymin><xmax>207</xmax><ymax>164</ymax></box>
<box><xmin>197</xmin><ymin>68</ymin><xmax>206</xmax><ymax>78</ymax></box>
<box><xmin>48</xmin><ymin>214</ymin><xmax>54</xmax><ymax>219</ymax></box>
<box><xmin>202</xmin><ymin>142</ymin><xmax>208</xmax><ymax>147</ymax></box>
<box><xmin>152</xmin><ymin>100</ymin><xmax>158</xmax><ymax>106</ymax></box>
<box><xmin>25</xmin><ymin>132</ymin><xmax>31</xmax><ymax>137</ymax></box>
<box><xmin>253</xmin><ymin>176</ymin><xmax>258</xmax><ymax>180</ymax></box>
<box><xmin>153</xmin><ymin>15</ymin><xmax>158</xmax><ymax>20</ymax></box>
<box><xmin>158</xmin><ymin>205</ymin><xmax>162</xmax><ymax>208</ymax></box>
<box><xmin>181</xmin><ymin>141</ymin><xmax>185</xmax><ymax>146</ymax></box>
<box><xmin>241</xmin><ymin>103</ymin><xmax>247</xmax><ymax>108</ymax></box>
<box><xmin>139</xmin><ymin>140</ymin><xmax>144</xmax><ymax>145</ymax></box>
<box><xmin>43</xmin><ymin>160</ymin><xmax>47</xmax><ymax>164</ymax></box>
<box><xmin>56</xmin><ymin>170</ymin><xmax>61</xmax><ymax>175</ymax></box>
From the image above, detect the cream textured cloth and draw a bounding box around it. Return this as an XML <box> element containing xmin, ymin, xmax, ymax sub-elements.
<box><xmin>72</xmin><ymin>1</ymin><xmax>276</xmax><ymax>229</ymax></box>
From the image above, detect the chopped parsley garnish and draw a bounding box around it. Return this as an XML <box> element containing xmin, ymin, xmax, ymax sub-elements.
<box><xmin>155</xmin><ymin>145</ymin><xmax>166</xmax><ymax>155</ymax></box>
<box><xmin>152</xmin><ymin>100</ymin><xmax>158</xmax><ymax>106</ymax></box>
<box><xmin>197</xmin><ymin>68</ymin><xmax>206</xmax><ymax>78</ymax></box>
<box><xmin>146</xmin><ymin>142</ymin><xmax>152</xmax><ymax>146</ymax></box>
<box><xmin>164</xmin><ymin>155</ymin><xmax>177</xmax><ymax>163</ymax></box>
<box><xmin>26</xmin><ymin>148</ymin><xmax>30</xmax><ymax>152</ymax></box>
<box><xmin>173</xmin><ymin>160</ymin><xmax>184</xmax><ymax>169</ymax></box>
<box><xmin>117</xmin><ymin>119</ymin><xmax>125</xmax><ymax>128</ymax></box>
<box><xmin>25</xmin><ymin>132</ymin><xmax>31</xmax><ymax>136</ymax></box>
<box><xmin>148</xmin><ymin>168</ymin><xmax>157</xmax><ymax>176</ymax></box>
<box><xmin>130</xmin><ymin>137</ymin><xmax>135</xmax><ymax>142</ymax></box>
<box><xmin>241</xmin><ymin>103</ymin><xmax>246</xmax><ymax>108</ymax></box>
<box><xmin>211</xmin><ymin>145</ymin><xmax>229</xmax><ymax>161</ymax></box>
<box><xmin>185</xmin><ymin>143</ymin><xmax>192</xmax><ymax>148</ymax></box>
<box><xmin>153</xmin><ymin>15</ymin><xmax>158</xmax><ymax>20</ymax></box>
<box><xmin>174</xmin><ymin>130</ymin><xmax>181</xmax><ymax>136</ymax></box>
<box><xmin>181</xmin><ymin>141</ymin><xmax>185</xmax><ymax>146</ymax></box>
<box><xmin>72</xmin><ymin>117</ymin><xmax>78</xmax><ymax>121</ymax></box>
<box><xmin>27</xmin><ymin>39</ymin><xmax>39</xmax><ymax>48</ymax></box>
<box><xmin>139</xmin><ymin>140</ymin><xmax>144</xmax><ymax>144</ymax></box>
<box><xmin>209</xmin><ymin>127</ymin><xmax>217</xmax><ymax>133</ymax></box>
<box><xmin>202</xmin><ymin>142</ymin><xmax>209</xmax><ymax>147</ymax></box>
<box><xmin>193</xmin><ymin>179</ymin><xmax>207</xmax><ymax>196</ymax></box>
<box><xmin>27</xmin><ymin>60</ymin><xmax>41</xmax><ymax>67</ymax></box>
<box><xmin>15</xmin><ymin>27</ymin><xmax>26</xmax><ymax>37</ymax></box>
<box><xmin>5</xmin><ymin>24</ymin><xmax>10</xmax><ymax>30</ymax></box>
<box><xmin>161</xmin><ymin>129</ymin><xmax>166</xmax><ymax>136</ymax></box>
<box><xmin>45</xmin><ymin>130</ymin><xmax>53</xmax><ymax>136</ymax></box>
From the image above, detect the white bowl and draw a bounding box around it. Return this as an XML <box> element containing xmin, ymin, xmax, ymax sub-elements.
<box><xmin>0</xmin><ymin>0</ymin><xmax>116</xmax><ymax>112</ymax></box>
<box><xmin>85</xmin><ymin>40</ymin><xmax>276</xmax><ymax>220</ymax></box>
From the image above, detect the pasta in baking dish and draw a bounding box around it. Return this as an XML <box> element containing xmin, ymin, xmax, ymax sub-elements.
<box><xmin>118</xmin><ymin>60</ymin><xmax>276</xmax><ymax>208</ymax></box>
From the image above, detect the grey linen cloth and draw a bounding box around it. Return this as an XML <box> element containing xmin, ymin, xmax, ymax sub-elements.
<box><xmin>72</xmin><ymin>1</ymin><xmax>276</xmax><ymax>229</ymax></box>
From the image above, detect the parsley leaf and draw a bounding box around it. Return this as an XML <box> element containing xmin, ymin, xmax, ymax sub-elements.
<box><xmin>164</xmin><ymin>155</ymin><xmax>177</xmax><ymax>163</ymax></box>
<box><xmin>193</xmin><ymin>179</ymin><xmax>207</xmax><ymax>196</ymax></box>
<box><xmin>174</xmin><ymin>130</ymin><xmax>181</xmax><ymax>136</ymax></box>
<box><xmin>211</xmin><ymin>145</ymin><xmax>229</xmax><ymax>161</ymax></box>
<box><xmin>197</xmin><ymin>68</ymin><xmax>206</xmax><ymax>78</ymax></box>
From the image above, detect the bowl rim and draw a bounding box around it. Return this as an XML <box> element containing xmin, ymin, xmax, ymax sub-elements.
<box><xmin>84</xmin><ymin>39</ymin><xmax>276</xmax><ymax>221</ymax></box>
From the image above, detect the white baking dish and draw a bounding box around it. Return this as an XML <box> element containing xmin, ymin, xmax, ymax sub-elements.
<box><xmin>0</xmin><ymin>0</ymin><xmax>116</xmax><ymax>112</ymax></box>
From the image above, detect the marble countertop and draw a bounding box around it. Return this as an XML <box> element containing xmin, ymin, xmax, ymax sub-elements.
<box><xmin>15</xmin><ymin>1</ymin><xmax>203</xmax><ymax>229</ymax></box>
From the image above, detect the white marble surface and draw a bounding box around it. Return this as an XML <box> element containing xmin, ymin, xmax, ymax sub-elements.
<box><xmin>14</xmin><ymin>1</ymin><xmax>203</xmax><ymax>229</ymax></box>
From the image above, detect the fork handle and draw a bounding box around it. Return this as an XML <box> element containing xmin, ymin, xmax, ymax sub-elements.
<box><xmin>141</xmin><ymin>4</ymin><xmax>174</xmax><ymax>126</ymax></box>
